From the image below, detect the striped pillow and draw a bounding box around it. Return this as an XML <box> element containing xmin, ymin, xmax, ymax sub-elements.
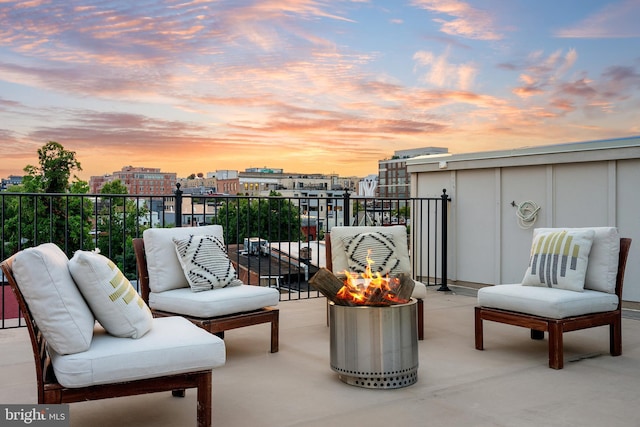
<box><xmin>522</xmin><ymin>229</ymin><xmax>595</xmax><ymax>292</ymax></box>
<box><xmin>69</xmin><ymin>250</ymin><xmax>153</xmax><ymax>338</ymax></box>
<box><xmin>340</xmin><ymin>231</ymin><xmax>400</xmax><ymax>276</ymax></box>
<box><xmin>173</xmin><ymin>234</ymin><xmax>243</xmax><ymax>292</ymax></box>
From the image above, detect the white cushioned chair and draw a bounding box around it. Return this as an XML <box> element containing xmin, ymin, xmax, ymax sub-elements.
<box><xmin>325</xmin><ymin>225</ymin><xmax>427</xmax><ymax>340</ymax></box>
<box><xmin>1</xmin><ymin>243</ymin><xmax>225</xmax><ymax>427</ymax></box>
<box><xmin>475</xmin><ymin>227</ymin><xmax>631</xmax><ymax>369</ymax></box>
<box><xmin>133</xmin><ymin>224</ymin><xmax>280</xmax><ymax>353</ymax></box>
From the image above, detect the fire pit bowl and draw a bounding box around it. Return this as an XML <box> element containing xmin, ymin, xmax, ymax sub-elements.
<box><xmin>329</xmin><ymin>298</ymin><xmax>418</xmax><ymax>389</ymax></box>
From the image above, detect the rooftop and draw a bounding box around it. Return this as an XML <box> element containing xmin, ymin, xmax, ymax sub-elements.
<box><xmin>2</xmin><ymin>286</ymin><xmax>640</xmax><ymax>427</ymax></box>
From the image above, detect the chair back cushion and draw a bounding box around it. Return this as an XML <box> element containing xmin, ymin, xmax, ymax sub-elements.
<box><xmin>522</xmin><ymin>228</ymin><xmax>595</xmax><ymax>292</ymax></box>
<box><xmin>533</xmin><ymin>227</ymin><xmax>620</xmax><ymax>293</ymax></box>
<box><xmin>329</xmin><ymin>226</ymin><xmax>411</xmax><ymax>276</ymax></box>
<box><xmin>69</xmin><ymin>250</ymin><xmax>154</xmax><ymax>338</ymax></box>
<box><xmin>12</xmin><ymin>243</ymin><xmax>94</xmax><ymax>354</ymax></box>
<box><xmin>142</xmin><ymin>225</ymin><xmax>225</xmax><ymax>293</ymax></box>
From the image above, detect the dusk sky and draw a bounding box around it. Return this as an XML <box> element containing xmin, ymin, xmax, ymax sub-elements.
<box><xmin>1</xmin><ymin>0</ymin><xmax>639</xmax><ymax>181</ymax></box>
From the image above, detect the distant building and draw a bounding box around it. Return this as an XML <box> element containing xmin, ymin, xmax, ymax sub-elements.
<box><xmin>89</xmin><ymin>166</ymin><xmax>177</xmax><ymax>195</ymax></box>
<box><xmin>1</xmin><ymin>175</ymin><xmax>23</xmax><ymax>191</ymax></box>
<box><xmin>214</xmin><ymin>170</ymin><xmax>240</xmax><ymax>195</ymax></box>
<box><xmin>237</xmin><ymin>168</ymin><xmax>354</xmax><ymax>196</ymax></box>
<box><xmin>176</xmin><ymin>170</ymin><xmax>241</xmax><ymax>195</ymax></box>
<box><xmin>378</xmin><ymin>147</ymin><xmax>448</xmax><ymax>198</ymax></box>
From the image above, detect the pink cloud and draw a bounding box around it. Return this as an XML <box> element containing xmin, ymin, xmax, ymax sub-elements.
<box><xmin>410</xmin><ymin>0</ymin><xmax>502</xmax><ymax>40</ymax></box>
<box><xmin>555</xmin><ymin>0</ymin><xmax>640</xmax><ymax>38</ymax></box>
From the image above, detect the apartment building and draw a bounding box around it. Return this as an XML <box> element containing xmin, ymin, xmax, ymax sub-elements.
<box><xmin>89</xmin><ymin>166</ymin><xmax>176</xmax><ymax>195</ymax></box>
<box><xmin>378</xmin><ymin>147</ymin><xmax>448</xmax><ymax>198</ymax></box>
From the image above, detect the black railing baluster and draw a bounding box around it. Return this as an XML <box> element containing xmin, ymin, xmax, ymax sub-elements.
<box><xmin>0</xmin><ymin>189</ymin><xmax>449</xmax><ymax>328</ymax></box>
<box><xmin>437</xmin><ymin>189</ymin><xmax>451</xmax><ymax>292</ymax></box>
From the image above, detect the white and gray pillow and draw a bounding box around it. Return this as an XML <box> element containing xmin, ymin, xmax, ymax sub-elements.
<box><xmin>340</xmin><ymin>231</ymin><xmax>401</xmax><ymax>276</ymax></box>
<box><xmin>173</xmin><ymin>234</ymin><xmax>243</xmax><ymax>292</ymax></box>
<box><xmin>522</xmin><ymin>229</ymin><xmax>595</xmax><ymax>292</ymax></box>
<box><xmin>69</xmin><ymin>250</ymin><xmax>153</xmax><ymax>338</ymax></box>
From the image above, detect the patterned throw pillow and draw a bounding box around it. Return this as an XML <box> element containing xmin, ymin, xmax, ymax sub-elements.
<box><xmin>173</xmin><ymin>234</ymin><xmax>243</xmax><ymax>292</ymax></box>
<box><xmin>340</xmin><ymin>231</ymin><xmax>401</xmax><ymax>276</ymax></box>
<box><xmin>522</xmin><ymin>229</ymin><xmax>595</xmax><ymax>292</ymax></box>
<box><xmin>69</xmin><ymin>250</ymin><xmax>153</xmax><ymax>338</ymax></box>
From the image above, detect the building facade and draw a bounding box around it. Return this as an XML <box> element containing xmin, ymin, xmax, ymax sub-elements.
<box><xmin>407</xmin><ymin>136</ymin><xmax>640</xmax><ymax>303</ymax></box>
<box><xmin>378</xmin><ymin>147</ymin><xmax>448</xmax><ymax>198</ymax></box>
<box><xmin>89</xmin><ymin>166</ymin><xmax>176</xmax><ymax>195</ymax></box>
<box><xmin>1</xmin><ymin>175</ymin><xmax>23</xmax><ymax>191</ymax></box>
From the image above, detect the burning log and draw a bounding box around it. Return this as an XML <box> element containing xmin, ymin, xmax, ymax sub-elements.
<box><xmin>390</xmin><ymin>273</ymin><xmax>415</xmax><ymax>301</ymax></box>
<box><xmin>309</xmin><ymin>268</ymin><xmax>415</xmax><ymax>307</ymax></box>
<box><xmin>309</xmin><ymin>268</ymin><xmax>357</xmax><ymax>306</ymax></box>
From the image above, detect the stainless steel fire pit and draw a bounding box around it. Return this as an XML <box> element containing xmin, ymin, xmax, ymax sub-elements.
<box><xmin>329</xmin><ymin>298</ymin><xmax>418</xmax><ymax>389</ymax></box>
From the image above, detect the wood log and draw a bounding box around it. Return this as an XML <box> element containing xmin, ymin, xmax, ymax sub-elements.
<box><xmin>308</xmin><ymin>268</ymin><xmax>353</xmax><ymax>306</ymax></box>
<box><xmin>309</xmin><ymin>268</ymin><xmax>416</xmax><ymax>306</ymax></box>
<box><xmin>391</xmin><ymin>273</ymin><xmax>415</xmax><ymax>302</ymax></box>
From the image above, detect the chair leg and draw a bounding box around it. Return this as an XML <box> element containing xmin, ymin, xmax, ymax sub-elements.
<box><xmin>270</xmin><ymin>313</ymin><xmax>279</xmax><ymax>353</ymax></box>
<box><xmin>610</xmin><ymin>316</ymin><xmax>622</xmax><ymax>356</ymax></box>
<box><xmin>530</xmin><ymin>329</ymin><xmax>544</xmax><ymax>340</ymax></box>
<box><xmin>548</xmin><ymin>321</ymin><xmax>563</xmax><ymax>369</ymax></box>
<box><xmin>197</xmin><ymin>372</ymin><xmax>212</xmax><ymax>427</ymax></box>
<box><xmin>417</xmin><ymin>298</ymin><xmax>424</xmax><ymax>340</ymax></box>
<box><xmin>474</xmin><ymin>307</ymin><xmax>484</xmax><ymax>350</ymax></box>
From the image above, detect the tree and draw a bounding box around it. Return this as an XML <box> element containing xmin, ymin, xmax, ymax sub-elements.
<box><xmin>97</xmin><ymin>179</ymin><xmax>149</xmax><ymax>278</ymax></box>
<box><xmin>213</xmin><ymin>191</ymin><xmax>303</xmax><ymax>244</ymax></box>
<box><xmin>3</xmin><ymin>141</ymin><xmax>93</xmax><ymax>254</ymax></box>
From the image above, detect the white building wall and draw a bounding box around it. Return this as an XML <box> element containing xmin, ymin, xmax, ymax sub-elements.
<box><xmin>408</xmin><ymin>137</ymin><xmax>640</xmax><ymax>303</ymax></box>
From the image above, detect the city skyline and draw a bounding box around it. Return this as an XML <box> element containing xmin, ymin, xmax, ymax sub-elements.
<box><xmin>1</xmin><ymin>0</ymin><xmax>639</xmax><ymax>181</ymax></box>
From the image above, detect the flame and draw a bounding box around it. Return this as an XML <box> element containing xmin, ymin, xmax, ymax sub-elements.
<box><xmin>335</xmin><ymin>250</ymin><xmax>410</xmax><ymax>306</ymax></box>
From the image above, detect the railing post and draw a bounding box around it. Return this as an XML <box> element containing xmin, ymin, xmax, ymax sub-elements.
<box><xmin>343</xmin><ymin>189</ymin><xmax>350</xmax><ymax>226</ymax></box>
<box><xmin>175</xmin><ymin>183</ymin><xmax>183</xmax><ymax>228</ymax></box>
<box><xmin>437</xmin><ymin>189</ymin><xmax>451</xmax><ymax>292</ymax></box>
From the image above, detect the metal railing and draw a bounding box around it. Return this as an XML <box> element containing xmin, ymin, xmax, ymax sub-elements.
<box><xmin>1</xmin><ymin>187</ymin><xmax>450</xmax><ymax>328</ymax></box>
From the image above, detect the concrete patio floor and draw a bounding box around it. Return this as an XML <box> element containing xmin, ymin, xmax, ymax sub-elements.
<box><xmin>2</xmin><ymin>286</ymin><xmax>640</xmax><ymax>427</ymax></box>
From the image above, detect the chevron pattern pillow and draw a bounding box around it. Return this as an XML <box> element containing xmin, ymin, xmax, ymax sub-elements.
<box><xmin>173</xmin><ymin>234</ymin><xmax>243</xmax><ymax>292</ymax></box>
<box><xmin>340</xmin><ymin>231</ymin><xmax>401</xmax><ymax>276</ymax></box>
<box><xmin>522</xmin><ymin>228</ymin><xmax>595</xmax><ymax>292</ymax></box>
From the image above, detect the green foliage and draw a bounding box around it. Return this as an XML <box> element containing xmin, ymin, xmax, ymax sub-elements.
<box><xmin>36</xmin><ymin>141</ymin><xmax>83</xmax><ymax>193</ymax></box>
<box><xmin>2</xmin><ymin>142</ymin><xmax>93</xmax><ymax>254</ymax></box>
<box><xmin>213</xmin><ymin>192</ymin><xmax>303</xmax><ymax>244</ymax></box>
<box><xmin>97</xmin><ymin>179</ymin><xmax>149</xmax><ymax>278</ymax></box>
<box><xmin>394</xmin><ymin>205</ymin><xmax>411</xmax><ymax>220</ymax></box>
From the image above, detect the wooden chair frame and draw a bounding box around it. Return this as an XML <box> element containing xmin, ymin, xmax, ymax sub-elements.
<box><xmin>1</xmin><ymin>257</ymin><xmax>213</xmax><ymax>427</ymax></box>
<box><xmin>475</xmin><ymin>237</ymin><xmax>631</xmax><ymax>369</ymax></box>
<box><xmin>133</xmin><ymin>238</ymin><xmax>279</xmax><ymax>353</ymax></box>
<box><xmin>324</xmin><ymin>232</ymin><xmax>425</xmax><ymax>340</ymax></box>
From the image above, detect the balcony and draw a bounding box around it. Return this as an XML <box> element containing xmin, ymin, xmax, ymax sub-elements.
<box><xmin>2</xmin><ymin>190</ymin><xmax>639</xmax><ymax>426</ymax></box>
<box><xmin>2</xmin><ymin>286</ymin><xmax>640</xmax><ymax>426</ymax></box>
<box><xmin>0</xmin><ymin>190</ymin><xmax>450</xmax><ymax>322</ymax></box>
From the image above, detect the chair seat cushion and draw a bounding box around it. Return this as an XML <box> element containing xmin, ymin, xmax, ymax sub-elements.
<box><xmin>477</xmin><ymin>284</ymin><xmax>619</xmax><ymax>319</ymax></box>
<box><xmin>50</xmin><ymin>316</ymin><xmax>226</xmax><ymax>388</ymax></box>
<box><xmin>149</xmin><ymin>285</ymin><xmax>280</xmax><ymax>318</ymax></box>
<box><xmin>412</xmin><ymin>280</ymin><xmax>428</xmax><ymax>299</ymax></box>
